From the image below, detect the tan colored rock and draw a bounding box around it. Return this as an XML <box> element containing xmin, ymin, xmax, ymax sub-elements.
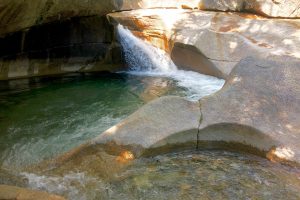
<box><xmin>1</xmin><ymin>0</ymin><xmax>298</xmax><ymax>37</ymax></box>
<box><xmin>0</xmin><ymin>185</ymin><xmax>65</xmax><ymax>200</ymax></box>
<box><xmin>49</xmin><ymin>55</ymin><xmax>300</xmax><ymax>166</ymax></box>
<box><xmin>198</xmin><ymin>0</ymin><xmax>245</xmax><ymax>12</ymax></box>
<box><xmin>198</xmin><ymin>0</ymin><xmax>300</xmax><ymax>18</ymax></box>
<box><xmin>198</xmin><ymin>56</ymin><xmax>300</xmax><ymax>164</ymax></box>
<box><xmin>0</xmin><ymin>0</ymin><xmax>200</xmax><ymax>37</ymax></box>
<box><xmin>63</xmin><ymin>56</ymin><xmax>300</xmax><ymax>166</ymax></box>
<box><xmin>108</xmin><ymin>9</ymin><xmax>300</xmax><ymax>78</ymax></box>
<box><xmin>93</xmin><ymin>96</ymin><xmax>200</xmax><ymax>151</ymax></box>
<box><xmin>44</xmin><ymin>56</ymin><xmax>300</xmax><ymax>173</ymax></box>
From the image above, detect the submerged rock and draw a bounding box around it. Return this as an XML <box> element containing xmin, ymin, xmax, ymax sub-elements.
<box><xmin>108</xmin><ymin>9</ymin><xmax>300</xmax><ymax>79</ymax></box>
<box><xmin>0</xmin><ymin>184</ymin><xmax>65</xmax><ymax>200</ymax></box>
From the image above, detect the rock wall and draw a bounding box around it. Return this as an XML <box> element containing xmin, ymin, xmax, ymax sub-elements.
<box><xmin>0</xmin><ymin>0</ymin><xmax>200</xmax><ymax>37</ymax></box>
<box><xmin>0</xmin><ymin>0</ymin><xmax>200</xmax><ymax>80</ymax></box>
<box><xmin>0</xmin><ymin>15</ymin><xmax>123</xmax><ymax>80</ymax></box>
<box><xmin>0</xmin><ymin>0</ymin><xmax>298</xmax><ymax>37</ymax></box>
<box><xmin>0</xmin><ymin>0</ymin><xmax>299</xmax><ymax>79</ymax></box>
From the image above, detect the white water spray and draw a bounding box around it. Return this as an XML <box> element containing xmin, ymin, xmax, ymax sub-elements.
<box><xmin>117</xmin><ymin>24</ymin><xmax>225</xmax><ymax>100</ymax></box>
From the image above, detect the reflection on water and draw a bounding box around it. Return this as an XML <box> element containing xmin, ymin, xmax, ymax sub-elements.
<box><xmin>0</xmin><ymin>73</ymin><xmax>188</xmax><ymax>170</ymax></box>
<box><xmin>21</xmin><ymin>150</ymin><xmax>300</xmax><ymax>200</ymax></box>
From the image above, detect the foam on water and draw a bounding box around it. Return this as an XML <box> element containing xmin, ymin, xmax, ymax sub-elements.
<box><xmin>117</xmin><ymin>24</ymin><xmax>225</xmax><ymax>100</ymax></box>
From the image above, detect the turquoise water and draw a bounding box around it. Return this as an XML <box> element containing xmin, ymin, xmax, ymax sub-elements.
<box><xmin>0</xmin><ymin>73</ymin><xmax>188</xmax><ymax>169</ymax></box>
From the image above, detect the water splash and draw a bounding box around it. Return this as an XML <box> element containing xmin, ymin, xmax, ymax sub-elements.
<box><xmin>118</xmin><ymin>24</ymin><xmax>177</xmax><ymax>73</ymax></box>
<box><xmin>117</xmin><ymin>24</ymin><xmax>225</xmax><ymax>101</ymax></box>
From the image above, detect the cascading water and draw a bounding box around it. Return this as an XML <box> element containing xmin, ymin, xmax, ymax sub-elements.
<box><xmin>117</xmin><ymin>24</ymin><xmax>225</xmax><ymax>100</ymax></box>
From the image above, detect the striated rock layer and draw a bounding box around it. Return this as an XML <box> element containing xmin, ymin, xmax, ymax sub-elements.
<box><xmin>108</xmin><ymin>9</ymin><xmax>300</xmax><ymax>79</ymax></box>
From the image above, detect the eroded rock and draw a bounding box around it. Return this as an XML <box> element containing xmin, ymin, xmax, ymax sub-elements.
<box><xmin>0</xmin><ymin>1</ymin><xmax>202</xmax><ymax>80</ymax></box>
<box><xmin>0</xmin><ymin>0</ymin><xmax>200</xmax><ymax>37</ymax></box>
<box><xmin>199</xmin><ymin>56</ymin><xmax>300</xmax><ymax>164</ymax></box>
<box><xmin>93</xmin><ymin>96</ymin><xmax>200</xmax><ymax>152</ymax></box>
<box><xmin>108</xmin><ymin>9</ymin><xmax>300</xmax><ymax>79</ymax></box>
<box><xmin>52</xmin><ymin>56</ymin><xmax>300</xmax><ymax>166</ymax></box>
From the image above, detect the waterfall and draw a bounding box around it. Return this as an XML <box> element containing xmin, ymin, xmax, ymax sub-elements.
<box><xmin>117</xmin><ymin>24</ymin><xmax>177</xmax><ymax>73</ymax></box>
<box><xmin>117</xmin><ymin>24</ymin><xmax>225</xmax><ymax>100</ymax></box>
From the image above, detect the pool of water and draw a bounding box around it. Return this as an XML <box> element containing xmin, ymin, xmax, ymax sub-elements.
<box><xmin>0</xmin><ymin>73</ymin><xmax>192</xmax><ymax>170</ymax></box>
<box><xmin>1</xmin><ymin>73</ymin><xmax>300</xmax><ymax>200</ymax></box>
<box><xmin>21</xmin><ymin>150</ymin><xmax>300</xmax><ymax>200</ymax></box>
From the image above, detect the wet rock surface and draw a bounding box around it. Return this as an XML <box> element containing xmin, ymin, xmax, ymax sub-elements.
<box><xmin>18</xmin><ymin>150</ymin><xmax>300</xmax><ymax>200</ymax></box>
<box><xmin>111</xmin><ymin>150</ymin><xmax>300</xmax><ymax>200</ymax></box>
<box><xmin>0</xmin><ymin>184</ymin><xmax>66</xmax><ymax>200</ymax></box>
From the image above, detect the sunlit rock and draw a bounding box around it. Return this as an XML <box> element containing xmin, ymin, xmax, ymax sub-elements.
<box><xmin>108</xmin><ymin>9</ymin><xmax>300</xmax><ymax>79</ymax></box>
<box><xmin>198</xmin><ymin>56</ymin><xmax>300</xmax><ymax>164</ymax></box>
<box><xmin>198</xmin><ymin>0</ymin><xmax>300</xmax><ymax>18</ymax></box>
<box><xmin>93</xmin><ymin>96</ymin><xmax>200</xmax><ymax>152</ymax></box>
<box><xmin>0</xmin><ymin>0</ymin><xmax>199</xmax><ymax>37</ymax></box>
<box><xmin>59</xmin><ymin>56</ymin><xmax>300</xmax><ymax>166</ymax></box>
<box><xmin>0</xmin><ymin>185</ymin><xmax>65</xmax><ymax>200</ymax></box>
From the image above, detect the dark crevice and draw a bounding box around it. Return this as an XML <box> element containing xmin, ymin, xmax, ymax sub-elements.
<box><xmin>0</xmin><ymin>15</ymin><xmax>113</xmax><ymax>59</ymax></box>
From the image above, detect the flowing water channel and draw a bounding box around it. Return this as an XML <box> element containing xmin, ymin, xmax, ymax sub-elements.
<box><xmin>0</xmin><ymin>25</ymin><xmax>299</xmax><ymax>199</ymax></box>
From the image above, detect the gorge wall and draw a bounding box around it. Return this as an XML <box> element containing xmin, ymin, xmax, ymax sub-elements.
<box><xmin>0</xmin><ymin>15</ymin><xmax>123</xmax><ymax>80</ymax></box>
<box><xmin>108</xmin><ymin>9</ymin><xmax>300</xmax><ymax>79</ymax></box>
<box><xmin>0</xmin><ymin>0</ymin><xmax>299</xmax><ymax>80</ymax></box>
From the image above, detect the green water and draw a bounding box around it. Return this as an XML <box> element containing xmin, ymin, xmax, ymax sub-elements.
<box><xmin>1</xmin><ymin>73</ymin><xmax>300</xmax><ymax>200</ymax></box>
<box><xmin>0</xmin><ymin>73</ymin><xmax>187</xmax><ymax>169</ymax></box>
